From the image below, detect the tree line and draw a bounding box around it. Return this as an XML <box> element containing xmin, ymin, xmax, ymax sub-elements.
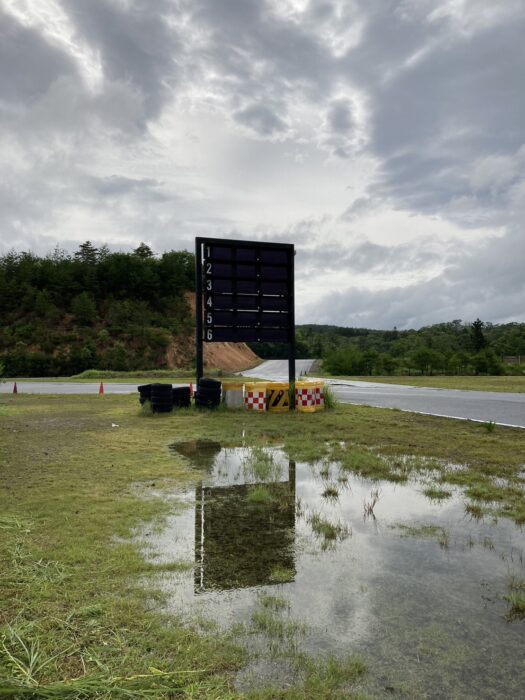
<box><xmin>0</xmin><ymin>242</ymin><xmax>194</xmax><ymax>376</ymax></box>
<box><xmin>298</xmin><ymin>320</ymin><xmax>525</xmax><ymax>376</ymax></box>
<box><xmin>1</xmin><ymin>242</ymin><xmax>524</xmax><ymax>377</ymax></box>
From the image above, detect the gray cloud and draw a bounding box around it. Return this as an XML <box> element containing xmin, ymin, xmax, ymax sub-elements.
<box><xmin>0</xmin><ymin>9</ymin><xmax>79</xmax><ymax>103</ymax></box>
<box><xmin>305</xmin><ymin>225</ymin><xmax>525</xmax><ymax>329</ymax></box>
<box><xmin>233</xmin><ymin>103</ymin><xmax>289</xmax><ymax>137</ymax></box>
<box><xmin>0</xmin><ymin>0</ymin><xmax>524</xmax><ymax>328</ymax></box>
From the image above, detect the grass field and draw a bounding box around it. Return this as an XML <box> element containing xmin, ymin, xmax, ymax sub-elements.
<box><xmin>1</xmin><ymin>394</ymin><xmax>524</xmax><ymax>697</ymax></box>
<box><xmin>321</xmin><ymin>375</ymin><xmax>525</xmax><ymax>393</ymax></box>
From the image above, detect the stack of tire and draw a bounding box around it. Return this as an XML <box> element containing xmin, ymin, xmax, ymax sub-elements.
<box><xmin>172</xmin><ymin>386</ymin><xmax>191</xmax><ymax>408</ymax></box>
<box><xmin>150</xmin><ymin>383</ymin><xmax>174</xmax><ymax>413</ymax></box>
<box><xmin>138</xmin><ymin>384</ymin><xmax>152</xmax><ymax>406</ymax></box>
<box><xmin>195</xmin><ymin>377</ymin><xmax>221</xmax><ymax>409</ymax></box>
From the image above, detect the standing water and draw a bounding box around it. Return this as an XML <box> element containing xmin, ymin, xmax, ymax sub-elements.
<box><xmin>135</xmin><ymin>441</ymin><xmax>525</xmax><ymax>698</ymax></box>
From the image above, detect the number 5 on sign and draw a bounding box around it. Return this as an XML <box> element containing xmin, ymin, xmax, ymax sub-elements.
<box><xmin>206</xmin><ymin>312</ymin><xmax>212</xmax><ymax>324</ymax></box>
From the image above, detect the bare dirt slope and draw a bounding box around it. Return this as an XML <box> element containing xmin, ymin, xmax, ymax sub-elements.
<box><xmin>164</xmin><ymin>292</ymin><xmax>261</xmax><ymax>372</ymax></box>
<box><xmin>203</xmin><ymin>341</ymin><xmax>260</xmax><ymax>372</ymax></box>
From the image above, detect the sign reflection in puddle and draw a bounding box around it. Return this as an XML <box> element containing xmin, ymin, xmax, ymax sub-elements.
<box><xmin>136</xmin><ymin>441</ymin><xmax>525</xmax><ymax>698</ymax></box>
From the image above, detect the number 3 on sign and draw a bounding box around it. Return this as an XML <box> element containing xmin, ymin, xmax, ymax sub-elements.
<box><xmin>206</xmin><ymin>329</ymin><xmax>213</xmax><ymax>341</ymax></box>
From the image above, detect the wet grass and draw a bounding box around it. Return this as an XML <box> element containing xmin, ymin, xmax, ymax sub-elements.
<box><xmin>1</xmin><ymin>393</ymin><xmax>525</xmax><ymax>695</ymax></box>
<box><xmin>396</xmin><ymin>524</ymin><xmax>450</xmax><ymax>548</ymax></box>
<box><xmin>269</xmin><ymin>566</ymin><xmax>295</xmax><ymax>584</ymax></box>
<box><xmin>322</xmin><ymin>485</ymin><xmax>340</xmax><ymax>500</ymax></box>
<box><xmin>243</xmin><ymin>445</ymin><xmax>282</xmax><ymax>483</ymax></box>
<box><xmin>308</xmin><ymin>513</ymin><xmax>350</xmax><ymax>548</ymax></box>
<box><xmin>423</xmin><ymin>486</ymin><xmax>453</xmax><ymax>500</ymax></box>
<box><xmin>504</xmin><ymin>577</ymin><xmax>525</xmax><ymax>620</ymax></box>
<box><xmin>247</xmin><ymin>486</ymin><xmax>275</xmax><ymax>505</ymax></box>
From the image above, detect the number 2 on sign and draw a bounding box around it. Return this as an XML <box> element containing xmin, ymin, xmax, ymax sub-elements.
<box><xmin>206</xmin><ymin>262</ymin><xmax>212</xmax><ymax>273</ymax></box>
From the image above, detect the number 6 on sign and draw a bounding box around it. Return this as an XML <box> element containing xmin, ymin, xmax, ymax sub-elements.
<box><xmin>206</xmin><ymin>329</ymin><xmax>213</xmax><ymax>341</ymax></box>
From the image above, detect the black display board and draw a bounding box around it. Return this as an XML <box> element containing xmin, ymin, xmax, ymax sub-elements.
<box><xmin>195</xmin><ymin>237</ymin><xmax>295</xmax><ymax>389</ymax></box>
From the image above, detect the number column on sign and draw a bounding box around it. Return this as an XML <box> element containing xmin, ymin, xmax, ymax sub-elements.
<box><xmin>203</xmin><ymin>249</ymin><xmax>213</xmax><ymax>341</ymax></box>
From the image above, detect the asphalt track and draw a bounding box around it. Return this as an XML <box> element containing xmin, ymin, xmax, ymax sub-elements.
<box><xmin>242</xmin><ymin>360</ymin><xmax>525</xmax><ymax>428</ymax></box>
<box><xmin>2</xmin><ymin>359</ymin><xmax>524</xmax><ymax>428</ymax></box>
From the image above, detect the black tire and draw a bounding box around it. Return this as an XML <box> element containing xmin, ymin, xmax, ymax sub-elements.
<box><xmin>173</xmin><ymin>397</ymin><xmax>191</xmax><ymax>408</ymax></box>
<box><xmin>172</xmin><ymin>387</ymin><xmax>191</xmax><ymax>399</ymax></box>
<box><xmin>195</xmin><ymin>394</ymin><xmax>220</xmax><ymax>409</ymax></box>
<box><xmin>151</xmin><ymin>384</ymin><xmax>173</xmax><ymax>403</ymax></box>
<box><xmin>172</xmin><ymin>386</ymin><xmax>190</xmax><ymax>408</ymax></box>
<box><xmin>138</xmin><ymin>384</ymin><xmax>152</xmax><ymax>393</ymax></box>
<box><xmin>196</xmin><ymin>386</ymin><xmax>221</xmax><ymax>399</ymax></box>
<box><xmin>198</xmin><ymin>377</ymin><xmax>222</xmax><ymax>389</ymax></box>
<box><xmin>152</xmin><ymin>403</ymin><xmax>173</xmax><ymax>413</ymax></box>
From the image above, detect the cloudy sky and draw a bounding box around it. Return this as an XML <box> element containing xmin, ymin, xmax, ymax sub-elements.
<box><xmin>1</xmin><ymin>0</ymin><xmax>524</xmax><ymax>328</ymax></box>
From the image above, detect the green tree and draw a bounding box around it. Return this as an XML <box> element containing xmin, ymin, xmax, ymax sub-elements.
<box><xmin>75</xmin><ymin>241</ymin><xmax>99</xmax><ymax>265</ymax></box>
<box><xmin>71</xmin><ymin>292</ymin><xmax>97</xmax><ymax>325</ymax></box>
<box><xmin>133</xmin><ymin>242</ymin><xmax>154</xmax><ymax>259</ymax></box>
<box><xmin>470</xmin><ymin>318</ymin><xmax>487</xmax><ymax>351</ymax></box>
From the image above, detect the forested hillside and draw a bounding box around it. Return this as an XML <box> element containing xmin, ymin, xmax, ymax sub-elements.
<box><xmin>0</xmin><ymin>242</ymin><xmax>195</xmax><ymax>376</ymax></box>
<box><xmin>2</xmin><ymin>241</ymin><xmax>524</xmax><ymax>377</ymax></box>
<box><xmin>254</xmin><ymin>321</ymin><xmax>525</xmax><ymax>376</ymax></box>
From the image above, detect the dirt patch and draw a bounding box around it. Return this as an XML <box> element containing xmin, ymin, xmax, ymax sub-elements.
<box><xmin>204</xmin><ymin>341</ymin><xmax>260</xmax><ymax>372</ymax></box>
<box><xmin>164</xmin><ymin>292</ymin><xmax>261</xmax><ymax>373</ymax></box>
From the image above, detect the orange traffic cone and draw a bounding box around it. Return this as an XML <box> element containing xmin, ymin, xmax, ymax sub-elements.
<box><xmin>13</xmin><ymin>382</ymin><xmax>17</xmax><ymax>394</ymax></box>
<box><xmin>99</xmin><ymin>381</ymin><xmax>104</xmax><ymax>395</ymax></box>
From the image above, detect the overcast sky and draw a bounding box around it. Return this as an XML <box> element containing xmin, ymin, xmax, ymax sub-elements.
<box><xmin>1</xmin><ymin>0</ymin><xmax>524</xmax><ymax>329</ymax></box>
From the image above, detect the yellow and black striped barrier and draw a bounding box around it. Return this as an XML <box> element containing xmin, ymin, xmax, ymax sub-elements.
<box><xmin>266</xmin><ymin>382</ymin><xmax>290</xmax><ymax>413</ymax></box>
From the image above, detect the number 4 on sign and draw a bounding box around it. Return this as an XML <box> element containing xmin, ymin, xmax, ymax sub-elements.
<box><xmin>206</xmin><ymin>297</ymin><xmax>212</xmax><ymax>307</ymax></box>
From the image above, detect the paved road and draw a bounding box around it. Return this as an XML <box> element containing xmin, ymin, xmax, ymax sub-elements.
<box><xmin>241</xmin><ymin>358</ymin><xmax>315</xmax><ymax>380</ymax></box>
<box><xmin>0</xmin><ymin>382</ymin><xmax>145</xmax><ymax>395</ymax></box>
<box><xmin>2</xmin><ymin>361</ymin><xmax>524</xmax><ymax>428</ymax></box>
<box><xmin>241</xmin><ymin>360</ymin><xmax>525</xmax><ymax>428</ymax></box>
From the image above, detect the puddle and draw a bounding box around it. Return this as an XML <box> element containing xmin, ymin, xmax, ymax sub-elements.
<box><xmin>136</xmin><ymin>442</ymin><xmax>525</xmax><ymax>698</ymax></box>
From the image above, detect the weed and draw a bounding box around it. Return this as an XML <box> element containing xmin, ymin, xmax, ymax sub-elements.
<box><xmin>483</xmin><ymin>421</ymin><xmax>496</xmax><ymax>433</ymax></box>
<box><xmin>465</xmin><ymin>502</ymin><xmax>486</xmax><ymax>519</ymax></box>
<box><xmin>138</xmin><ymin>399</ymin><xmax>153</xmax><ymax>417</ymax></box>
<box><xmin>322</xmin><ymin>385</ymin><xmax>339</xmax><ymax>410</ymax></box>
<box><xmin>396</xmin><ymin>523</ymin><xmax>450</xmax><ymax>548</ymax></box>
<box><xmin>250</xmin><ymin>610</ymin><xmax>305</xmax><ymax>642</ymax></box>
<box><xmin>308</xmin><ymin>512</ymin><xmax>350</xmax><ymax>548</ymax></box>
<box><xmin>504</xmin><ymin>576</ymin><xmax>525</xmax><ymax>620</ymax></box>
<box><xmin>242</xmin><ymin>446</ymin><xmax>282</xmax><ymax>483</ymax></box>
<box><xmin>269</xmin><ymin>566</ymin><xmax>295</xmax><ymax>584</ymax></box>
<box><xmin>423</xmin><ymin>486</ymin><xmax>452</xmax><ymax>500</ymax></box>
<box><xmin>363</xmin><ymin>489</ymin><xmax>381</xmax><ymax>518</ymax></box>
<box><xmin>258</xmin><ymin>595</ymin><xmax>290</xmax><ymax>612</ymax></box>
<box><xmin>321</xmin><ymin>485</ymin><xmax>339</xmax><ymax>500</ymax></box>
<box><xmin>247</xmin><ymin>486</ymin><xmax>274</xmax><ymax>505</ymax></box>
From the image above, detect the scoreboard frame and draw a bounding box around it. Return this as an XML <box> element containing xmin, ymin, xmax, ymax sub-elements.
<box><xmin>195</xmin><ymin>237</ymin><xmax>295</xmax><ymax>390</ymax></box>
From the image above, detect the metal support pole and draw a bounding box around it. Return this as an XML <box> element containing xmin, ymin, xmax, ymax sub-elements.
<box><xmin>288</xmin><ymin>247</ymin><xmax>296</xmax><ymax>408</ymax></box>
<box><xmin>195</xmin><ymin>238</ymin><xmax>204</xmax><ymax>383</ymax></box>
